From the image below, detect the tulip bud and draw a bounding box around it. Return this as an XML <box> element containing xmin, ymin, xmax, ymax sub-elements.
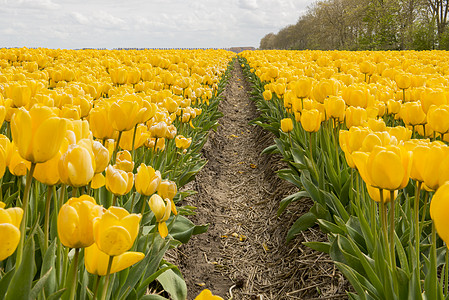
<box><xmin>300</xmin><ymin>109</ymin><xmax>321</xmax><ymax>133</ymax></box>
<box><xmin>105</xmin><ymin>165</ymin><xmax>133</xmax><ymax>196</ymax></box>
<box><xmin>135</xmin><ymin>163</ymin><xmax>161</xmax><ymax>196</ymax></box>
<box><xmin>93</xmin><ymin>206</ymin><xmax>141</xmax><ymax>256</ymax></box>
<box><xmin>0</xmin><ymin>204</ymin><xmax>23</xmax><ymax>260</ymax></box>
<box><xmin>280</xmin><ymin>118</ymin><xmax>293</xmax><ymax>133</ymax></box>
<box><xmin>57</xmin><ymin>195</ymin><xmax>104</xmax><ymax>248</ymax></box>
<box><xmin>148</xmin><ymin>194</ymin><xmax>171</xmax><ymax>238</ymax></box>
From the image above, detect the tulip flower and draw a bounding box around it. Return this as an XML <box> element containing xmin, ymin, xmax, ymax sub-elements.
<box><xmin>92</xmin><ymin>141</ymin><xmax>110</xmax><ymax>174</ymax></box>
<box><xmin>84</xmin><ymin>243</ymin><xmax>144</xmax><ymax>276</ymax></box>
<box><xmin>115</xmin><ymin>150</ymin><xmax>134</xmax><ymax>172</ymax></box>
<box><xmin>0</xmin><ymin>203</ymin><xmax>23</xmax><ymax>260</ymax></box>
<box><xmin>293</xmin><ymin>77</ymin><xmax>312</xmax><ymax>99</ymax></box>
<box><xmin>108</xmin><ymin>100</ymin><xmax>141</xmax><ymax>132</ymax></box>
<box><xmin>57</xmin><ymin>195</ymin><xmax>104</xmax><ymax>248</ymax></box>
<box><xmin>345</xmin><ymin>106</ymin><xmax>367</xmax><ymax>128</ymax></box>
<box><xmin>280</xmin><ymin>118</ymin><xmax>293</xmax><ymax>133</ymax></box>
<box><xmin>93</xmin><ymin>206</ymin><xmax>141</xmax><ymax>256</ymax></box>
<box><xmin>148</xmin><ymin>194</ymin><xmax>171</xmax><ymax>238</ymax></box>
<box><xmin>395</xmin><ymin>73</ymin><xmax>412</xmax><ymax>90</ymax></box>
<box><xmin>300</xmin><ymin>109</ymin><xmax>321</xmax><ymax>133</ymax></box>
<box><xmin>194</xmin><ymin>289</ymin><xmax>224</xmax><ymax>300</ymax></box>
<box><xmin>119</xmin><ymin>124</ymin><xmax>150</xmax><ymax>151</ymax></box>
<box><xmin>430</xmin><ymin>182</ymin><xmax>449</xmax><ymax>247</ymax></box>
<box><xmin>263</xmin><ymin>90</ymin><xmax>272</xmax><ymax>101</ymax></box>
<box><xmin>420</xmin><ymin>89</ymin><xmax>447</xmax><ymax>114</ymax></box>
<box><xmin>400</xmin><ymin>102</ymin><xmax>426</xmax><ymax>127</ymax></box>
<box><xmin>352</xmin><ymin>145</ymin><xmax>412</xmax><ymax>191</ymax></box>
<box><xmin>105</xmin><ymin>165</ymin><xmax>133</xmax><ymax>196</ymax></box>
<box><xmin>175</xmin><ymin>135</ymin><xmax>192</xmax><ymax>150</ymax></box>
<box><xmin>11</xmin><ymin>106</ymin><xmax>67</xmax><ymax>163</ymax></box>
<box><xmin>324</xmin><ymin>95</ymin><xmax>345</xmax><ymax>122</ymax></box>
<box><xmin>135</xmin><ymin>163</ymin><xmax>161</xmax><ymax>196</ymax></box>
<box><xmin>158</xmin><ymin>180</ymin><xmax>178</xmax><ymax>215</ymax></box>
<box><xmin>427</xmin><ymin>105</ymin><xmax>449</xmax><ymax>137</ymax></box>
<box><xmin>59</xmin><ymin>139</ymin><xmax>96</xmax><ymax>187</ymax></box>
<box><xmin>88</xmin><ymin>105</ymin><xmax>116</xmax><ymax>140</ymax></box>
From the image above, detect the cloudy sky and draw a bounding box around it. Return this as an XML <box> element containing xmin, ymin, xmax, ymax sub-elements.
<box><xmin>0</xmin><ymin>0</ymin><xmax>314</xmax><ymax>49</ymax></box>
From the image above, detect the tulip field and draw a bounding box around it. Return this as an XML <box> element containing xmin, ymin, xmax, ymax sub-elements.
<box><xmin>3</xmin><ymin>47</ymin><xmax>449</xmax><ymax>300</ymax></box>
<box><xmin>239</xmin><ymin>49</ymin><xmax>449</xmax><ymax>299</ymax></box>
<box><xmin>0</xmin><ymin>47</ymin><xmax>233</xmax><ymax>300</ymax></box>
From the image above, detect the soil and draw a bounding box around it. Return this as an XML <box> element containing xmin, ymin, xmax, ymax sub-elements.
<box><xmin>169</xmin><ymin>60</ymin><xmax>350</xmax><ymax>299</ymax></box>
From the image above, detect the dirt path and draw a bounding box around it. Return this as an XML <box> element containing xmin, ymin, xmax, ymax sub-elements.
<box><xmin>173</xmin><ymin>60</ymin><xmax>348</xmax><ymax>299</ymax></box>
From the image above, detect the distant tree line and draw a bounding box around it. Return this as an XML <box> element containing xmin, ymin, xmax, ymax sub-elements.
<box><xmin>260</xmin><ymin>0</ymin><xmax>449</xmax><ymax>50</ymax></box>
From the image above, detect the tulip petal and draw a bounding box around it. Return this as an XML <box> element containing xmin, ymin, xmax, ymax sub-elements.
<box><xmin>33</xmin><ymin>117</ymin><xmax>66</xmax><ymax>163</ymax></box>
<box><xmin>11</xmin><ymin>109</ymin><xmax>32</xmax><ymax>162</ymax></box>
<box><xmin>97</xmin><ymin>225</ymin><xmax>132</xmax><ymax>256</ymax></box>
<box><xmin>0</xmin><ymin>209</ymin><xmax>12</xmax><ymax>224</ymax></box>
<box><xmin>120</xmin><ymin>214</ymin><xmax>141</xmax><ymax>244</ymax></box>
<box><xmin>431</xmin><ymin>183</ymin><xmax>449</xmax><ymax>246</ymax></box>
<box><xmin>158</xmin><ymin>222</ymin><xmax>168</xmax><ymax>239</ymax></box>
<box><xmin>0</xmin><ymin>223</ymin><xmax>20</xmax><ymax>260</ymax></box>
<box><xmin>111</xmin><ymin>251</ymin><xmax>145</xmax><ymax>274</ymax></box>
<box><xmin>57</xmin><ymin>204</ymin><xmax>80</xmax><ymax>248</ymax></box>
<box><xmin>6</xmin><ymin>207</ymin><xmax>23</xmax><ymax>228</ymax></box>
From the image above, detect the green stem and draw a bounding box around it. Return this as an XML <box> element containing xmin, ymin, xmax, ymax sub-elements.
<box><xmin>414</xmin><ymin>181</ymin><xmax>422</xmax><ymax>276</ymax></box>
<box><xmin>43</xmin><ymin>185</ymin><xmax>53</xmax><ymax>254</ymax></box>
<box><xmin>112</xmin><ymin>194</ymin><xmax>118</xmax><ymax>207</ymax></box>
<box><xmin>131</xmin><ymin>124</ymin><xmax>138</xmax><ymax>163</ymax></box>
<box><xmin>15</xmin><ymin>162</ymin><xmax>36</xmax><ymax>269</ymax></box>
<box><xmin>140</xmin><ymin>195</ymin><xmax>148</xmax><ymax>216</ymax></box>
<box><xmin>92</xmin><ymin>275</ymin><xmax>101</xmax><ymax>300</ymax></box>
<box><xmin>68</xmin><ymin>248</ymin><xmax>80</xmax><ymax>300</ymax></box>
<box><xmin>112</xmin><ymin>131</ymin><xmax>123</xmax><ymax>164</ymax></box>
<box><xmin>445</xmin><ymin>246</ymin><xmax>449</xmax><ymax>296</ymax></box>
<box><xmin>380</xmin><ymin>189</ymin><xmax>390</xmax><ymax>265</ymax></box>
<box><xmin>389</xmin><ymin>190</ymin><xmax>396</xmax><ymax>267</ymax></box>
<box><xmin>100</xmin><ymin>256</ymin><xmax>114</xmax><ymax>300</ymax></box>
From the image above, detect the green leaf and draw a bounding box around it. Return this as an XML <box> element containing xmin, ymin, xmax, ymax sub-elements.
<box><xmin>278</xmin><ymin>191</ymin><xmax>308</xmax><ymax>216</ymax></box>
<box><xmin>41</xmin><ymin>239</ymin><xmax>57</xmax><ymax>296</ymax></box>
<box><xmin>47</xmin><ymin>289</ymin><xmax>67</xmax><ymax>300</ymax></box>
<box><xmin>303</xmin><ymin>241</ymin><xmax>331</xmax><ymax>254</ymax></box>
<box><xmin>5</xmin><ymin>235</ymin><xmax>36</xmax><ymax>300</ymax></box>
<box><xmin>170</xmin><ymin>215</ymin><xmax>208</xmax><ymax>244</ymax></box>
<box><xmin>157</xmin><ymin>266</ymin><xmax>187</xmax><ymax>300</ymax></box>
<box><xmin>286</xmin><ymin>212</ymin><xmax>317</xmax><ymax>243</ymax></box>
<box><xmin>0</xmin><ymin>268</ymin><xmax>15</xmax><ymax>298</ymax></box>
<box><xmin>30</xmin><ymin>267</ymin><xmax>53</xmax><ymax>300</ymax></box>
<box><xmin>317</xmin><ymin>219</ymin><xmax>346</xmax><ymax>235</ymax></box>
<box><xmin>137</xmin><ymin>265</ymin><xmax>176</xmax><ymax>292</ymax></box>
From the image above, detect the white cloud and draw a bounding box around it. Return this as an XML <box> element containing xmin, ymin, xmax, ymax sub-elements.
<box><xmin>0</xmin><ymin>0</ymin><xmax>315</xmax><ymax>49</ymax></box>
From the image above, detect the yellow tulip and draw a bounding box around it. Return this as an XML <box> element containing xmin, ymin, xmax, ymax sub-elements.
<box><xmin>88</xmin><ymin>105</ymin><xmax>116</xmax><ymax>140</ymax></box>
<box><xmin>421</xmin><ymin>143</ymin><xmax>449</xmax><ymax>191</ymax></box>
<box><xmin>115</xmin><ymin>150</ymin><xmax>134</xmax><ymax>172</ymax></box>
<box><xmin>158</xmin><ymin>180</ymin><xmax>178</xmax><ymax>215</ymax></box>
<box><xmin>427</xmin><ymin>105</ymin><xmax>449</xmax><ymax>135</ymax></box>
<box><xmin>430</xmin><ymin>182</ymin><xmax>449</xmax><ymax>247</ymax></box>
<box><xmin>92</xmin><ymin>141</ymin><xmax>110</xmax><ymax>174</ymax></box>
<box><xmin>280</xmin><ymin>118</ymin><xmax>293</xmax><ymax>133</ymax></box>
<box><xmin>293</xmin><ymin>77</ymin><xmax>312</xmax><ymax>99</ymax></box>
<box><xmin>400</xmin><ymin>102</ymin><xmax>426</xmax><ymax>126</ymax></box>
<box><xmin>325</xmin><ymin>96</ymin><xmax>345</xmax><ymax>122</ymax></box>
<box><xmin>175</xmin><ymin>135</ymin><xmax>192</xmax><ymax>150</ymax></box>
<box><xmin>11</xmin><ymin>106</ymin><xmax>67</xmax><ymax>163</ymax></box>
<box><xmin>108</xmin><ymin>100</ymin><xmax>140</xmax><ymax>132</ymax></box>
<box><xmin>6</xmin><ymin>83</ymin><xmax>32</xmax><ymax>108</ymax></box>
<box><xmin>84</xmin><ymin>243</ymin><xmax>144</xmax><ymax>276</ymax></box>
<box><xmin>387</xmin><ymin>126</ymin><xmax>412</xmax><ymax>142</ymax></box>
<box><xmin>93</xmin><ymin>206</ymin><xmax>141</xmax><ymax>256</ymax></box>
<box><xmin>262</xmin><ymin>90</ymin><xmax>272</xmax><ymax>101</ymax></box>
<box><xmin>91</xmin><ymin>173</ymin><xmax>105</xmax><ymax>189</ymax></box>
<box><xmin>148</xmin><ymin>194</ymin><xmax>171</xmax><ymax>238</ymax></box>
<box><xmin>0</xmin><ymin>204</ymin><xmax>23</xmax><ymax>260</ymax></box>
<box><xmin>420</xmin><ymin>89</ymin><xmax>447</xmax><ymax>114</ymax></box>
<box><xmin>395</xmin><ymin>73</ymin><xmax>412</xmax><ymax>90</ymax></box>
<box><xmin>34</xmin><ymin>138</ymin><xmax>68</xmax><ymax>186</ymax></box>
<box><xmin>135</xmin><ymin>163</ymin><xmax>161</xmax><ymax>196</ymax></box>
<box><xmin>194</xmin><ymin>289</ymin><xmax>224</xmax><ymax>300</ymax></box>
<box><xmin>149</xmin><ymin>122</ymin><xmax>168</xmax><ymax>139</ymax></box>
<box><xmin>145</xmin><ymin>138</ymin><xmax>166</xmax><ymax>152</ymax></box>
<box><xmin>59</xmin><ymin>140</ymin><xmax>95</xmax><ymax>187</ymax></box>
<box><xmin>300</xmin><ymin>109</ymin><xmax>321</xmax><ymax>133</ymax></box>
<box><xmin>57</xmin><ymin>195</ymin><xmax>104</xmax><ymax>248</ymax></box>
<box><xmin>353</xmin><ymin>145</ymin><xmax>412</xmax><ymax>191</ymax></box>
<box><xmin>345</xmin><ymin>106</ymin><xmax>367</xmax><ymax>129</ymax></box>
<box><xmin>105</xmin><ymin>165</ymin><xmax>133</xmax><ymax>196</ymax></box>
